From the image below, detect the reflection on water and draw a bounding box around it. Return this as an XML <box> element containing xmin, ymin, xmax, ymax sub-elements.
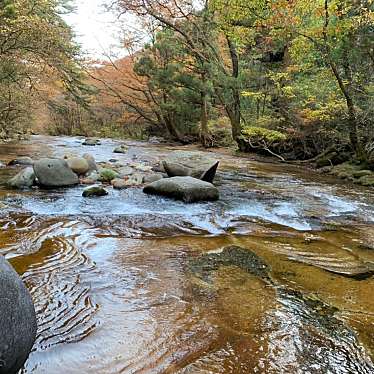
<box><xmin>0</xmin><ymin>136</ymin><xmax>373</xmax><ymax>373</ymax></box>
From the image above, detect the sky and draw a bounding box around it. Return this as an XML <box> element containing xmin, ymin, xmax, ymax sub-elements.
<box><xmin>64</xmin><ymin>0</ymin><xmax>124</xmax><ymax>60</ymax></box>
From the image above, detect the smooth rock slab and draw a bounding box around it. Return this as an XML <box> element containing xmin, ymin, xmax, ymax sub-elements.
<box><xmin>0</xmin><ymin>256</ymin><xmax>37</xmax><ymax>374</ymax></box>
<box><xmin>143</xmin><ymin>176</ymin><xmax>219</xmax><ymax>203</ymax></box>
<box><xmin>33</xmin><ymin>158</ymin><xmax>79</xmax><ymax>187</ymax></box>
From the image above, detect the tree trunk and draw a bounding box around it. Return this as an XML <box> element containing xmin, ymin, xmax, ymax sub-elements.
<box><xmin>226</xmin><ymin>37</ymin><xmax>242</xmax><ymax>143</ymax></box>
<box><xmin>200</xmin><ymin>90</ymin><xmax>211</xmax><ymax>147</ymax></box>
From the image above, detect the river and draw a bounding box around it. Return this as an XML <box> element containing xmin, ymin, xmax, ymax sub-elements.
<box><xmin>0</xmin><ymin>135</ymin><xmax>373</xmax><ymax>373</ymax></box>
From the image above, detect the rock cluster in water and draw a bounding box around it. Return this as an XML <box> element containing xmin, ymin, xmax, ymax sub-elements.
<box><xmin>5</xmin><ymin>140</ymin><xmax>221</xmax><ymax>202</ymax></box>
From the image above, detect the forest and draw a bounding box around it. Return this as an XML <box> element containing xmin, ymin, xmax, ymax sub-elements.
<box><xmin>1</xmin><ymin>1</ymin><xmax>373</xmax><ymax>166</ymax></box>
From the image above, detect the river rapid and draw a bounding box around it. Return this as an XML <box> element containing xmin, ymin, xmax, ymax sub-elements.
<box><xmin>0</xmin><ymin>135</ymin><xmax>373</xmax><ymax>374</ymax></box>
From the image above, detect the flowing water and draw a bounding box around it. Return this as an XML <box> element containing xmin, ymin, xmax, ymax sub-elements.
<box><xmin>0</xmin><ymin>135</ymin><xmax>373</xmax><ymax>374</ymax></box>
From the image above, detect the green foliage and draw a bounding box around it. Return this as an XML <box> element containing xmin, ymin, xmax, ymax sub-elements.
<box><xmin>241</xmin><ymin>126</ymin><xmax>287</xmax><ymax>144</ymax></box>
<box><xmin>0</xmin><ymin>0</ymin><xmax>87</xmax><ymax>139</ymax></box>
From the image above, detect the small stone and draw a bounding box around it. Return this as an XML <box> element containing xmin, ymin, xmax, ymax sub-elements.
<box><xmin>117</xmin><ymin>166</ymin><xmax>134</xmax><ymax>177</ymax></box>
<box><xmin>82</xmin><ymin>138</ymin><xmax>101</xmax><ymax>146</ymax></box>
<box><xmin>113</xmin><ymin>144</ymin><xmax>128</xmax><ymax>154</ymax></box>
<box><xmin>111</xmin><ymin>178</ymin><xmax>128</xmax><ymax>189</ymax></box>
<box><xmin>143</xmin><ymin>173</ymin><xmax>164</xmax><ymax>184</ymax></box>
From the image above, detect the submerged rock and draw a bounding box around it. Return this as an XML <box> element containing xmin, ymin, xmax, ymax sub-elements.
<box><xmin>143</xmin><ymin>176</ymin><xmax>219</xmax><ymax>203</ymax></box>
<box><xmin>33</xmin><ymin>158</ymin><xmax>79</xmax><ymax>187</ymax></box>
<box><xmin>82</xmin><ymin>185</ymin><xmax>108</xmax><ymax>197</ymax></box>
<box><xmin>189</xmin><ymin>245</ymin><xmax>270</xmax><ymax>282</ymax></box>
<box><xmin>7</xmin><ymin>156</ymin><xmax>34</xmax><ymax>167</ymax></box>
<box><xmin>0</xmin><ymin>255</ymin><xmax>37</xmax><ymax>374</ymax></box>
<box><xmin>7</xmin><ymin>167</ymin><xmax>35</xmax><ymax>189</ymax></box>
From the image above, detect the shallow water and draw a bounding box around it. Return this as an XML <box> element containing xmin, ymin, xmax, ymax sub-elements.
<box><xmin>0</xmin><ymin>135</ymin><xmax>373</xmax><ymax>373</ymax></box>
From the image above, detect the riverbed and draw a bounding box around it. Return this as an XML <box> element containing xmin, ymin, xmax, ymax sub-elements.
<box><xmin>1</xmin><ymin>135</ymin><xmax>373</xmax><ymax>373</ymax></box>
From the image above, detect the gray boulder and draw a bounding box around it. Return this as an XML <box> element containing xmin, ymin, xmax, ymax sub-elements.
<box><xmin>162</xmin><ymin>161</ymin><xmax>191</xmax><ymax>177</ymax></box>
<box><xmin>143</xmin><ymin>176</ymin><xmax>219</xmax><ymax>203</ymax></box>
<box><xmin>7</xmin><ymin>157</ymin><xmax>34</xmax><ymax>167</ymax></box>
<box><xmin>0</xmin><ymin>256</ymin><xmax>37</xmax><ymax>374</ymax></box>
<box><xmin>7</xmin><ymin>167</ymin><xmax>35</xmax><ymax>189</ymax></box>
<box><xmin>33</xmin><ymin>158</ymin><xmax>79</xmax><ymax>187</ymax></box>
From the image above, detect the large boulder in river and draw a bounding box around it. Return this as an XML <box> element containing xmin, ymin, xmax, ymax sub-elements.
<box><xmin>0</xmin><ymin>255</ymin><xmax>37</xmax><ymax>374</ymax></box>
<box><xmin>33</xmin><ymin>158</ymin><xmax>79</xmax><ymax>187</ymax></box>
<box><xmin>66</xmin><ymin>157</ymin><xmax>90</xmax><ymax>175</ymax></box>
<box><xmin>7</xmin><ymin>167</ymin><xmax>35</xmax><ymax>189</ymax></box>
<box><xmin>143</xmin><ymin>176</ymin><xmax>219</xmax><ymax>203</ymax></box>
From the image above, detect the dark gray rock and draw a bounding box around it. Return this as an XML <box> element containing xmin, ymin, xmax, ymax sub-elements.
<box><xmin>33</xmin><ymin>158</ymin><xmax>79</xmax><ymax>187</ymax></box>
<box><xmin>0</xmin><ymin>256</ymin><xmax>37</xmax><ymax>374</ymax></box>
<box><xmin>7</xmin><ymin>167</ymin><xmax>35</xmax><ymax>189</ymax></box>
<box><xmin>143</xmin><ymin>176</ymin><xmax>219</xmax><ymax>203</ymax></box>
<box><xmin>7</xmin><ymin>157</ymin><xmax>34</xmax><ymax>167</ymax></box>
<box><xmin>82</xmin><ymin>186</ymin><xmax>109</xmax><ymax>197</ymax></box>
<box><xmin>200</xmin><ymin>161</ymin><xmax>219</xmax><ymax>184</ymax></box>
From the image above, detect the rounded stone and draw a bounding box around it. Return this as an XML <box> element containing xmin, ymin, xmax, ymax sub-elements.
<box><xmin>0</xmin><ymin>256</ymin><xmax>37</xmax><ymax>374</ymax></box>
